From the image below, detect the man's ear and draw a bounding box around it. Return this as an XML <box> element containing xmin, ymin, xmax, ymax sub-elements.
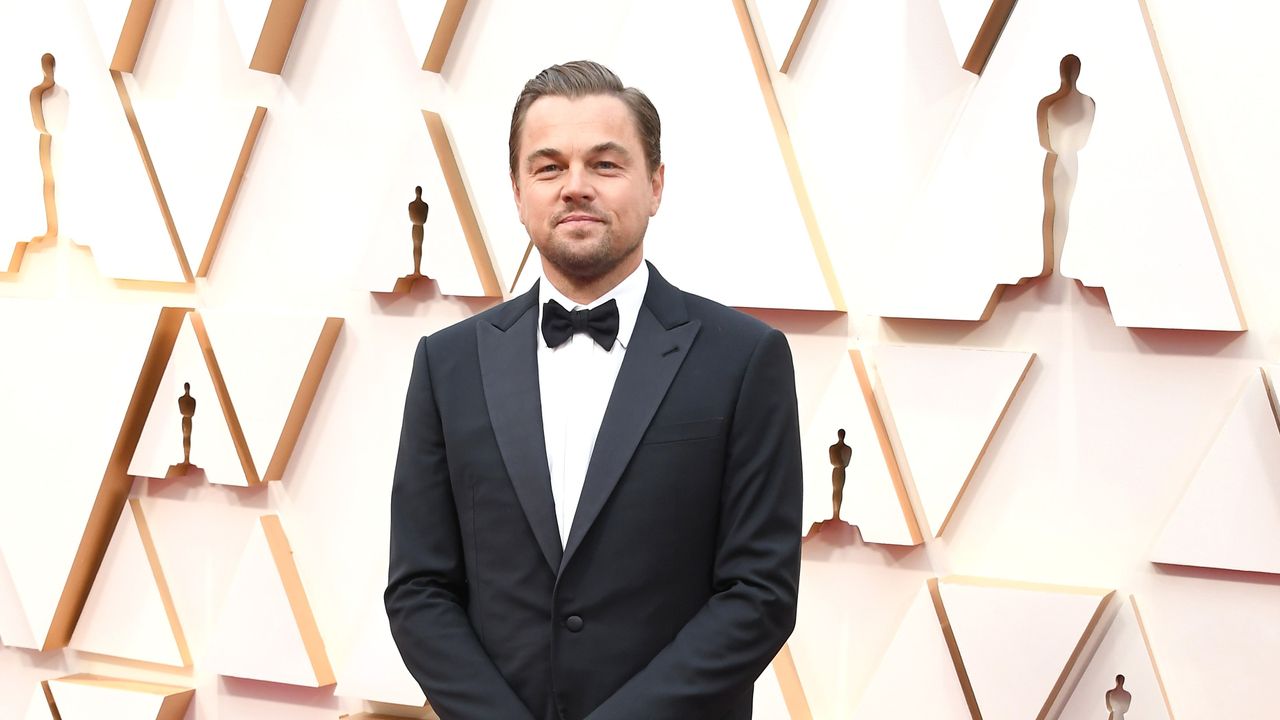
<box><xmin>648</xmin><ymin>163</ymin><xmax>665</xmax><ymax>216</ymax></box>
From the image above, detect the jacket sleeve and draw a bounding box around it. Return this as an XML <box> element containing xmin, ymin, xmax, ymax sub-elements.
<box><xmin>585</xmin><ymin>328</ymin><xmax>803</xmax><ymax>719</ymax></box>
<box><xmin>385</xmin><ymin>336</ymin><xmax>537</xmax><ymax>720</ymax></box>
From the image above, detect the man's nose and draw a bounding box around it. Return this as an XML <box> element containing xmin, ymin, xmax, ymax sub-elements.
<box><xmin>560</xmin><ymin>163</ymin><xmax>595</xmax><ymax>203</ymax></box>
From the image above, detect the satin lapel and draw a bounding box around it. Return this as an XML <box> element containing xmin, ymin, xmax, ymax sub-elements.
<box><xmin>560</xmin><ymin>306</ymin><xmax>701</xmax><ymax>571</ymax></box>
<box><xmin>476</xmin><ymin>300</ymin><xmax>562</xmax><ymax>573</ymax></box>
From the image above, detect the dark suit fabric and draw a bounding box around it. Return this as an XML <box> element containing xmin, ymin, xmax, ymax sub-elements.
<box><xmin>386</xmin><ymin>263</ymin><xmax>802</xmax><ymax>720</ymax></box>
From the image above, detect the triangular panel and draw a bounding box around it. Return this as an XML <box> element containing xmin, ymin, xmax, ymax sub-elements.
<box><xmin>68</xmin><ymin>499</ymin><xmax>189</xmax><ymax>668</ymax></box>
<box><xmin>874</xmin><ymin>0</ymin><xmax>1241</xmax><ymax>330</ymax></box>
<box><xmin>0</xmin><ymin>301</ymin><xmax>183</xmax><ymax>650</ymax></box>
<box><xmin>129</xmin><ymin>314</ymin><xmax>244</xmax><ymax>485</ymax></box>
<box><xmin>1151</xmin><ymin>367</ymin><xmax>1280</xmax><ymax>576</ymax></box>
<box><xmin>209</xmin><ymin>515</ymin><xmax>334</xmax><ymax>687</ymax></box>
<box><xmin>938</xmin><ymin>576</ymin><xmax>1113</xmax><ymax>720</ymax></box>
<box><xmin>47</xmin><ymin>674</ymin><xmax>193</xmax><ymax>720</ymax></box>
<box><xmin>802</xmin><ymin>350</ymin><xmax>921</xmax><ymax>545</ymax></box>
<box><xmin>1060</xmin><ymin>595</ymin><xmax>1175</xmax><ymax>720</ymax></box>
<box><xmin>874</xmin><ymin>345</ymin><xmax>1033</xmax><ymax>536</ymax></box>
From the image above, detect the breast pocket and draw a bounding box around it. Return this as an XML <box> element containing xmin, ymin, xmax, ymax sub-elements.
<box><xmin>640</xmin><ymin>417</ymin><xmax>725</xmax><ymax>445</ymax></box>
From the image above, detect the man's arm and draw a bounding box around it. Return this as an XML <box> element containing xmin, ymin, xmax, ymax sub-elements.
<box><xmin>385</xmin><ymin>336</ymin><xmax>537</xmax><ymax>720</ymax></box>
<box><xmin>586</xmin><ymin>328</ymin><xmax>803</xmax><ymax>719</ymax></box>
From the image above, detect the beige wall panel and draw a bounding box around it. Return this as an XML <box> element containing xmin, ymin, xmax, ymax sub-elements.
<box><xmin>355</xmin><ymin>108</ymin><xmax>493</xmax><ymax>296</ymax></box>
<box><xmin>1151</xmin><ymin>367</ymin><xmax>1280</xmax><ymax>576</ymax></box>
<box><xmin>67</xmin><ymin>499</ymin><xmax>189</xmax><ymax>668</ymax></box>
<box><xmin>40</xmin><ymin>1</ymin><xmax>188</xmax><ymax>283</ymax></box>
<box><xmin>335</xmin><ymin>591</ymin><xmax>425</xmax><ymax>708</ymax></box>
<box><xmin>209</xmin><ymin>515</ymin><xmax>334</xmax><ymax>687</ymax></box>
<box><xmin>872</xmin><ymin>344</ymin><xmax>1033</xmax><ymax>537</ymax></box>
<box><xmin>47</xmin><ymin>674</ymin><xmax>193</xmax><ymax>720</ymax></box>
<box><xmin>0</xmin><ymin>301</ymin><xmax>176</xmax><ymax>650</ymax></box>
<box><xmin>870</xmin><ymin>0</ymin><xmax>1242</xmax><ymax>330</ymax></box>
<box><xmin>938</xmin><ymin>576</ymin><xmax>1113</xmax><ymax>720</ymax></box>
<box><xmin>1060</xmin><ymin>595</ymin><xmax>1175</xmax><ymax>720</ymax></box>
<box><xmin>852</xmin><ymin>581</ymin><xmax>973</xmax><ymax>719</ymax></box>
<box><xmin>129</xmin><ymin>311</ymin><xmax>340</xmax><ymax>486</ymax></box>
<box><xmin>444</xmin><ymin>0</ymin><xmax>837</xmax><ymax>310</ymax></box>
<box><xmin>128</xmin><ymin>314</ymin><xmax>246</xmax><ymax>485</ymax></box>
<box><xmin>801</xmin><ymin>350</ymin><xmax>921</xmax><ymax>545</ymax></box>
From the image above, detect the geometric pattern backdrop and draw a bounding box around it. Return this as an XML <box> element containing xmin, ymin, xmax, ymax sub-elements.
<box><xmin>2</xmin><ymin>0</ymin><xmax>1279</xmax><ymax>718</ymax></box>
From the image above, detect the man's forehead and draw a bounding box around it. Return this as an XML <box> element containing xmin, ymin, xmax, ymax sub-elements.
<box><xmin>522</xmin><ymin>94</ymin><xmax>639</xmax><ymax>146</ymax></box>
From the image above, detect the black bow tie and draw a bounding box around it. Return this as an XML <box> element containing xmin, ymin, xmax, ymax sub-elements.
<box><xmin>541</xmin><ymin>298</ymin><xmax>620</xmax><ymax>350</ymax></box>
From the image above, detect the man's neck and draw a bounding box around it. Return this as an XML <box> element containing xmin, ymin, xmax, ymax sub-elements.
<box><xmin>542</xmin><ymin>253</ymin><xmax>643</xmax><ymax>306</ymax></box>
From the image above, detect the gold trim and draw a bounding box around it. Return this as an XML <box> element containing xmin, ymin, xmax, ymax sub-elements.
<box><xmin>928</xmin><ymin>577</ymin><xmax>983</xmax><ymax>719</ymax></box>
<box><xmin>1138</xmin><ymin>0</ymin><xmax>1245</xmax><ymax>330</ymax></box>
<box><xmin>111</xmin><ymin>0</ymin><xmax>159</xmax><ymax>73</ymax></box>
<box><xmin>934</xmin><ymin>352</ymin><xmax>1034</xmax><ymax>537</ymax></box>
<box><xmin>129</xmin><ymin>498</ymin><xmax>192</xmax><ymax>667</ymax></box>
<box><xmin>261</xmin><ymin>515</ymin><xmax>336</xmax><ymax>686</ymax></box>
<box><xmin>265</xmin><ymin>317</ymin><xmax>344</xmax><ymax>481</ymax></box>
<box><xmin>250</xmin><ymin>0</ymin><xmax>310</xmax><ymax>75</ymax></box>
<box><xmin>772</xmin><ymin>644</ymin><xmax>813</xmax><ymax>720</ymax></box>
<box><xmin>1130</xmin><ymin>595</ymin><xmax>1178</xmax><ymax>719</ymax></box>
<box><xmin>850</xmin><ymin>349</ymin><xmax>924</xmax><ymax>544</ymax></box>
<box><xmin>44</xmin><ymin>307</ymin><xmax>189</xmax><ymax>650</ymax></box>
<box><xmin>734</xmin><ymin>0</ymin><xmax>845</xmax><ymax>311</ymax></box>
<box><xmin>423</xmin><ymin>110</ymin><xmax>503</xmax><ymax>297</ymax></box>
<box><xmin>111</xmin><ymin>71</ymin><xmax>194</xmax><ymax>283</ymax></box>
<box><xmin>779</xmin><ymin>0</ymin><xmax>821</xmax><ymax>75</ymax></box>
<box><xmin>423</xmin><ymin>0</ymin><xmax>469</xmax><ymax>73</ymax></box>
<box><xmin>188</xmin><ymin>312</ymin><xmax>261</xmax><ymax>485</ymax></box>
<box><xmin>962</xmin><ymin>0</ymin><xmax>1018</xmax><ymax>75</ymax></box>
<box><xmin>198</xmin><ymin>106</ymin><xmax>267</xmax><ymax>277</ymax></box>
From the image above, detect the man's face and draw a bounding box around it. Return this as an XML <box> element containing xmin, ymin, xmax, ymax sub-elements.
<box><xmin>512</xmin><ymin>94</ymin><xmax>664</xmax><ymax>283</ymax></box>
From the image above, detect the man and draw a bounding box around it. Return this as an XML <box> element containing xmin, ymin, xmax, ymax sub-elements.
<box><xmin>386</xmin><ymin>60</ymin><xmax>802</xmax><ymax>720</ymax></box>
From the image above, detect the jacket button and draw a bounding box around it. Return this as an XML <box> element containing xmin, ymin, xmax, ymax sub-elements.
<box><xmin>565</xmin><ymin>615</ymin><xmax>584</xmax><ymax>632</ymax></box>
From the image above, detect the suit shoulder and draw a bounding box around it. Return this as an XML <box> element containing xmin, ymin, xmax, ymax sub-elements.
<box><xmin>680</xmin><ymin>291</ymin><xmax>778</xmax><ymax>342</ymax></box>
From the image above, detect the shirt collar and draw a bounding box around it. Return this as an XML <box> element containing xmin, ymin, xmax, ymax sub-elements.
<box><xmin>538</xmin><ymin>260</ymin><xmax>649</xmax><ymax>350</ymax></box>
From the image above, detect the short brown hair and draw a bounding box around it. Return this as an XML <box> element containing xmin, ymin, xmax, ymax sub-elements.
<box><xmin>509</xmin><ymin>60</ymin><xmax>661</xmax><ymax>177</ymax></box>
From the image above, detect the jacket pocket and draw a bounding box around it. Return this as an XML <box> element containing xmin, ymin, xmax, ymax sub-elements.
<box><xmin>640</xmin><ymin>417</ymin><xmax>725</xmax><ymax>445</ymax></box>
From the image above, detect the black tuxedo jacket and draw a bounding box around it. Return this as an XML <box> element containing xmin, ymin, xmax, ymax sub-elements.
<box><xmin>386</xmin><ymin>263</ymin><xmax>802</xmax><ymax>720</ymax></box>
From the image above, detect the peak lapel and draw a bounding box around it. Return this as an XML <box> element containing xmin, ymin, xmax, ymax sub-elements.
<box><xmin>477</xmin><ymin>286</ymin><xmax>562</xmax><ymax>572</ymax></box>
<box><xmin>560</xmin><ymin>289</ymin><xmax>701</xmax><ymax>571</ymax></box>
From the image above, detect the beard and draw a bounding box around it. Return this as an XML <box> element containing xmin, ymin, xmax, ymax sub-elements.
<box><xmin>535</xmin><ymin>208</ymin><xmax>645</xmax><ymax>283</ymax></box>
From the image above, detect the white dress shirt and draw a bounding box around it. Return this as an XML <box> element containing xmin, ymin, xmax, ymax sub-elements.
<box><xmin>537</xmin><ymin>261</ymin><xmax>649</xmax><ymax>548</ymax></box>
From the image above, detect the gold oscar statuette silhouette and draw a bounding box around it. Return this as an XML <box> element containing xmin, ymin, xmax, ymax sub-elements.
<box><xmin>178</xmin><ymin>382</ymin><xmax>196</xmax><ymax>468</ymax></box>
<box><xmin>1105</xmin><ymin>674</ymin><xmax>1131</xmax><ymax>720</ymax></box>
<box><xmin>409</xmin><ymin>185</ymin><xmax>430</xmax><ymax>278</ymax></box>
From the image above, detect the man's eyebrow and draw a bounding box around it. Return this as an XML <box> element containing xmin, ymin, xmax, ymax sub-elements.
<box><xmin>589</xmin><ymin>141</ymin><xmax>631</xmax><ymax>158</ymax></box>
<box><xmin>525</xmin><ymin>147</ymin><xmax>562</xmax><ymax>168</ymax></box>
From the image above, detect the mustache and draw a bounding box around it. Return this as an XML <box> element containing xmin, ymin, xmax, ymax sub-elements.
<box><xmin>552</xmin><ymin>204</ymin><xmax>606</xmax><ymax>225</ymax></box>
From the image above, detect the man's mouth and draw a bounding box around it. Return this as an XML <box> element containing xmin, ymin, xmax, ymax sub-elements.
<box><xmin>557</xmin><ymin>214</ymin><xmax>603</xmax><ymax>226</ymax></box>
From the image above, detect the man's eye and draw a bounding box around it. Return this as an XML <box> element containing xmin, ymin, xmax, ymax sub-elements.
<box><xmin>535</xmin><ymin>164</ymin><xmax>560</xmax><ymax>174</ymax></box>
<box><xmin>596</xmin><ymin>161</ymin><xmax>618</xmax><ymax>170</ymax></box>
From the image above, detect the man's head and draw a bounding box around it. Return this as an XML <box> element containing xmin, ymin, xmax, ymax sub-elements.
<box><xmin>509</xmin><ymin>60</ymin><xmax>664</xmax><ymax>289</ymax></box>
